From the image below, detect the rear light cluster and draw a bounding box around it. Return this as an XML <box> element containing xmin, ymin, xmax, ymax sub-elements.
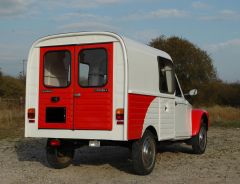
<box><xmin>50</xmin><ymin>139</ymin><xmax>61</xmax><ymax>147</ymax></box>
<box><xmin>28</xmin><ymin>108</ymin><xmax>35</xmax><ymax>123</ymax></box>
<box><xmin>116</xmin><ymin>108</ymin><xmax>124</xmax><ymax>125</ymax></box>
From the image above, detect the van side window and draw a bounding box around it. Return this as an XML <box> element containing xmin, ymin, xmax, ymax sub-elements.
<box><xmin>44</xmin><ymin>51</ymin><xmax>71</xmax><ymax>87</ymax></box>
<box><xmin>158</xmin><ymin>56</ymin><xmax>175</xmax><ymax>94</ymax></box>
<box><xmin>79</xmin><ymin>48</ymin><xmax>107</xmax><ymax>87</ymax></box>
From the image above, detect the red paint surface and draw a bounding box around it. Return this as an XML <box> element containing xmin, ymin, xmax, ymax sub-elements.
<box><xmin>128</xmin><ymin>94</ymin><xmax>155</xmax><ymax>140</ymax></box>
<box><xmin>192</xmin><ymin>109</ymin><xmax>209</xmax><ymax>136</ymax></box>
<box><xmin>38</xmin><ymin>43</ymin><xmax>113</xmax><ymax>130</ymax></box>
<box><xmin>74</xmin><ymin>43</ymin><xmax>113</xmax><ymax>130</ymax></box>
<box><xmin>39</xmin><ymin>46</ymin><xmax>75</xmax><ymax>129</ymax></box>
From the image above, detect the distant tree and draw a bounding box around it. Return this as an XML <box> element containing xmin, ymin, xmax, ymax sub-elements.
<box><xmin>149</xmin><ymin>36</ymin><xmax>217</xmax><ymax>92</ymax></box>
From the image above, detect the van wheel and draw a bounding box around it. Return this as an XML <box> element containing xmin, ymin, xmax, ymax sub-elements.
<box><xmin>46</xmin><ymin>140</ymin><xmax>75</xmax><ymax>169</ymax></box>
<box><xmin>191</xmin><ymin>121</ymin><xmax>207</xmax><ymax>154</ymax></box>
<box><xmin>132</xmin><ymin>130</ymin><xmax>156</xmax><ymax>175</ymax></box>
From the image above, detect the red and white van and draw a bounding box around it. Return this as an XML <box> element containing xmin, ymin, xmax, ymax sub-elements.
<box><xmin>25</xmin><ymin>32</ymin><xmax>209</xmax><ymax>175</ymax></box>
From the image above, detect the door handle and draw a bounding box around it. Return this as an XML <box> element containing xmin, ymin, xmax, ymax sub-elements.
<box><xmin>74</xmin><ymin>93</ymin><xmax>81</xmax><ymax>97</ymax></box>
<box><xmin>42</xmin><ymin>90</ymin><xmax>52</xmax><ymax>93</ymax></box>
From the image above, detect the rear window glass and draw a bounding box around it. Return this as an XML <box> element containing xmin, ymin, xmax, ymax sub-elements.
<box><xmin>79</xmin><ymin>48</ymin><xmax>107</xmax><ymax>87</ymax></box>
<box><xmin>44</xmin><ymin>51</ymin><xmax>71</xmax><ymax>88</ymax></box>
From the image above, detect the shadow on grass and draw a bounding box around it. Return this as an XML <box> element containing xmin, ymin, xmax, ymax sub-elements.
<box><xmin>157</xmin><ymin>142</ymin><xmax>194</xmax><ymax>154</ymax></box>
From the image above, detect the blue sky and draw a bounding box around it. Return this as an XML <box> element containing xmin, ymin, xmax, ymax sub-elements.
<box><xmin>0</xmin><ymin>0</ymin><xmax>239</xmax><ymax>82</ymax></box>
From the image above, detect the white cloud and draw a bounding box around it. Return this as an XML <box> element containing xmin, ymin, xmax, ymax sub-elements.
<box><xmin>150</xmin><ymin>9</ymin><xmax>188</xmax><ymax>18</ymax></box>
<box><xmin>46</xmin><ymin>0</ymin><xmax>121</xmax><ymax>9</ymax></box>
<box><xmin>0</xmin><ymin>0</ymin><xmax>122</xmax><ymax>18</ymax></box>
<box><xmin>58</xmin><ymin>22</ymin><xmax>118</xmax><ymax>32</ymax></box>
<box><xmin>192</xmin><ymin>2</ymin><xmax>209</xmax><ymax>9</ymax></box>
<box><xmin>205</xmin><ymin>39</ymin><xmax>240</xmax><ymax>52</ymax></box>
<box><xmin>95</xmin><ymin>0</ymin><xmax>121</xmax><ymax>3</ymax></box>
<box><xmin>56</xmin><ymin>12</ymin><xmax>116</xmax><ymax>32</ymax></box>
<box><xmin>55</xmin><ymin>13</ymin><xmax>112</xmax><ymax>22</ymax></box>
<box><xmin>200</xmin><ymin>10</ymin><xmax>240</xmax><ymax>21</ymax></box>
<box><xmin>125</xmin><ymin>9</ymin><xmax>188</xmax><ymax>20</ymax></box>
<box><xmin>127</xmin><ymin>29</ymin><xmax>161</xmax><ymax>44</ymax></box>
<box><xmin>0</xmin><ymin>0</ymin><xmax>33</xmax><ymax>17</ymax></box>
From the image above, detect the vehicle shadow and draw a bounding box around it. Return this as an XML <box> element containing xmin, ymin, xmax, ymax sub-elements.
<box><xmin>15</xmin><ymin>138</ymin><xmax>134</xmax><ymax>174</ymax></box>
<box><xmin>15</xmin><ymin>138</ymin><xmax>49</xmax><ymax>167</ymax></box>
<box><xmin>15</xmin><ymin>138</ymin><xmax>193</xmax><ymax>174</ymax></box>
<box><xmin>73</xmin><ymin>146</ymin><xmax>134</xmax><ymax>174</ymax></box>
<box><xmin>157</xmin><ymin>142</ymin><xmax>194</xmax><ymax>154</ymax></box>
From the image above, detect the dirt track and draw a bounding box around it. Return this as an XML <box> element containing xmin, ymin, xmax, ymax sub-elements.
<box><xmin>0</xmin><ymin>127</ymin><xmax>239</xmax><ymax>184</ymax></box>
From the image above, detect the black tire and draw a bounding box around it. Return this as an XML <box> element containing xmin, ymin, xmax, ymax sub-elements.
<box><xmin>46</xmin><ymin>139</ymin><xmax>75</xmax><ymax>169</ymax></box>
<box><xmin>191</xmin><ymin>121</ymin><xmax>207</xmax><ymax>154</ymax></box>
<box><xmin>132</xmin><ymin>130</ymin><xmax>156</xmax><ymax>175</ymax></box>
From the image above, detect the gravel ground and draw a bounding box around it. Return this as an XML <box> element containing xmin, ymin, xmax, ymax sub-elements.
<box><xmin>0</xmin><ymin>127</ymin><xmax>239</xmax><ymax>184</ymax></box>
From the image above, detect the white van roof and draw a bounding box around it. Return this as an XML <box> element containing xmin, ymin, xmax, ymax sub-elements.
<box><xmin>32</xmin><ymin>31</ymin><xmax>172</xmax><ymax>61</ymax></box>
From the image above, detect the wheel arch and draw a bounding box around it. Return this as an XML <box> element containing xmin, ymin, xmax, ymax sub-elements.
<box><xmin>192</xmin><ymin>109</ymin><xmax>209</xmax><ymax>136</ymax></box>
<box><xmin>143</xmin><ymin>126</ymin><xmax>158</xmax><ymax>140</ymax></box>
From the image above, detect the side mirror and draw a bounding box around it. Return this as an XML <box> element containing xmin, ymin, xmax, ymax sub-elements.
<box><xmin>184</xmin><ymin>89</ymin><xmax>198</xmax><ymax>96</ymax></box>
<box><xmin>189</xmin><ymin>89</ymin><xmax>198</xmax><ymax>96</ymax></box>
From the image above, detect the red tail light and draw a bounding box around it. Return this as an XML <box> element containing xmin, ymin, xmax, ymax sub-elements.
<box><xmin>116</xmin><ymin>108</ymin><xmax>124</xmax><ymax>120</ymax></box>
<box><xmin>50</xmin><ymin>139</ymin><xmax>60</xmax><ymax>147</ymax></box>
<box><xmin>28</xmin><ymin>108</ymin><xmax>35</xmax><ymax>119</ymax></box>
<box><xmin>116</xmin><ymin>108</ymin><xmax>124</xmax><ymax>124</ymax></box>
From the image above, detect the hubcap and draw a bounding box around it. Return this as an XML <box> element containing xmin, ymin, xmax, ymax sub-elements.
<box><xmin>142</xmin><ymin>137</ymin><xmax>155</xmax><ymax>169</ymax></box>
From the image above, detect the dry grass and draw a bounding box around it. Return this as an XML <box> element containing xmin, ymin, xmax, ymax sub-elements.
<box><xmin>206</xmin><ymin>105</ymin><xmax>240</xmax><ymax>127</ymax></box>
<box><xmin>0</xmin><ymin>102</ymin><xmax>24</xmax><ymax>139</ymax></box>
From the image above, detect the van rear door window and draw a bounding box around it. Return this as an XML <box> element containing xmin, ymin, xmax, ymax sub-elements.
<box><xmin>79</xmin><ymin>48</ymin><xmax>107</xmax><ymax>87</ymax></box>
<box><xmin>44</xmin><ymin>51</ymin><xmax>71</xmax><ymax>87</ymax></box>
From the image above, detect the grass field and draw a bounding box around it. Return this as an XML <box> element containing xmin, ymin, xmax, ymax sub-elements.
<box><xmin>0</xmin><ymin>104</ymin><xmax>239</xmax><ymax>139</ymax></box>
<box><xmin>206</xmin><ymin>105</ymin><xmax>240</xmax><ymax>128</ymax></box>
<box><xmin>0</xmin><ymin>102</ymin><xmax>24</xmax><ymax>139</ymax></box>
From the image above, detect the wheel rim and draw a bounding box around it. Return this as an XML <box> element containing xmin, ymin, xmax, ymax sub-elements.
<box><xmin>199</xmin><ymin>127</ymin><xmax>207</xmax><ymax>150</ymax></box>
<box><xmin>55</xmin><ymin>148</ymin><xmax>72</xmax><ymax>163</ymax></box>
<box><xmin>142</xmin><ymin>137</ymin><xmax>155</xmax><ymax>169</ymax></box>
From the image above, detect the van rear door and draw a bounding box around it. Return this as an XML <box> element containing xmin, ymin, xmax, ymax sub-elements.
<box><xmin>38</xmin><ymin>46</ymin><xmax>74</xmax><ymax>129</ymax></box>
<box><xmin>38</xmin><ymin>43</ymin><xmax>113</xmax><ymax>130</ymax></box>
<box><xmin>73</xmin><ymin>43</ymin><xmax>113</xmax><ymax>130</ymax></box>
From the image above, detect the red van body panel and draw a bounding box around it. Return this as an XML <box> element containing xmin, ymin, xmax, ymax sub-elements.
<box><xmin>192</xmin><ymin>109</ymin><xmax>209</xmax><ymax>136</ymax></box>
<box><xmin>128</xmin><ymin>94</ymin><xmax>155</xmax><ymax>140</ymax></box>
